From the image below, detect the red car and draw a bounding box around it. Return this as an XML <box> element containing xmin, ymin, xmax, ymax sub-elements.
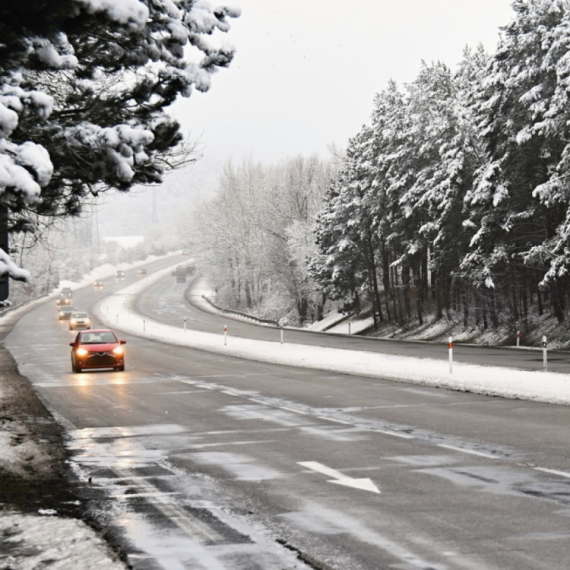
<box><xmin>70</xmin><ymin>329</ymin><xmax>126</xmax><ymax>373</ymax></box>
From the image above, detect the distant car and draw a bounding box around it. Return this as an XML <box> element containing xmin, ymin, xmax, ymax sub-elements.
<box><xmin>58</xmin><ymin>306</ymin><xmax>75</xmax><ymax>320</ymax></box>
<box><xmin>69</xmin><ymin>311</ymin><xmax>91</xmax><ymax>331</ymax></box>
<box><xmin>174</xmin><ymin>266</ymin><xmax>186</xmax><ymax>282</ymax></box>
<box><xmin>138</xmin><ymin>268</ymin><xmax>147</xmax><ymax>275</ymax></box>
<box><xmin>94</xmin><ymin>280</ymin><xmax>104</xmax><ymax>289</ymax></box>
<box><xmin>115</xmin><ymin>270</ymin><xmax>125</xmax><ymax>279</ymax></box>
<box><xmin>56</xmin><ymin>295</ymin><xmax>71</xmax><ymax>306</ymax></box>
<box><xmin>181</xmin><ymin>250</ymin><xmax>189</xmax><ymax>256</ymax></box>
<box><xmin>61</xmin><ymin>287</ymin><xmax>73</xmax><ymax>299</ymax></box>
<box><xmin>70</xmin><ymin>329</ymin><xmax>126</xmax><ymax>373</ymax></box>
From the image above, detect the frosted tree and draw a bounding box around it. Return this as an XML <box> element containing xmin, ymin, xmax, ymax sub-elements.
<box><xmin>264</xmin><ymin>155</ymin><xmax>336</xmax><ymax>324</ymax></box>
<box><xmin>194</xmin><ymin>160</ymin><xmax>268</xmax><ymax>310</ymax></box>
<box><xmin>194</xmin><ymin>155</ymin><xmax>335</xmax><ymax>324</ymax></box>
<box><xmin>465</xmin><ymin>0</ymin><xmax>570</xmax><ymax>322</ymax></box>
<box><xmin>311</xmin><ymin>126</ymin><xmax>383</xmax><ymax>325</ymax></box>
<box><xmin>0</xmin><ymin>0</ymin><xmax>240</xmax><ymax>282</ymax></box>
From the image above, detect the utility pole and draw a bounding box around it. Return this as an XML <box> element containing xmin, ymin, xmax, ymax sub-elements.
<box><xmin>0</xmin><ymin>204</ymin><xmax>9</xmax><ymax>302</ymax></box>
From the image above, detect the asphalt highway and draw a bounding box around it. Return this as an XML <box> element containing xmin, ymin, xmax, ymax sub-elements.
<box><xmin>6</xmin><ymin>257</ymin><xmax>570</xmax><ymax>570</ymax></box>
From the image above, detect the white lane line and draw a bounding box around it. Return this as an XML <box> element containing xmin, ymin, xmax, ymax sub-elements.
<box><xmin>249</xmin><ymin>398</ymin><xmax>269</xmax><ymax>405</ymax></box>
<box><xmin>535</xmin><ymin>467</ymin><xmax>570</xmax><ymax>479</ymax></box>
<box><xmin>279</xmin><ymin>406</ymin><xmax>309</xmax><ymax>415</ymax></box>
<box><xmin>317</xmin><ymin>416</ymin><xmax>352</xmax><ymax>425</ymax></box>
<box><xmin>438</xmin><ymin>444</ymin><xmax>497</xmax><ymax>459</ymax></box>
<box><xmin>376</xmin><ymin>429</ymin><xmax>414</xmax><ymax>440</ymax></box>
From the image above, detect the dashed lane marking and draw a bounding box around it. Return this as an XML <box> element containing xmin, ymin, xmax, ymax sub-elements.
<box><xmin>535</xmin><ymin>467</ymin><xmax>570</xmax><ymax>479</ymax></box>
<box><xmin>438</xmin><ymin>444</ymin><xmax>497</xmax><ymax>459</ymax></box>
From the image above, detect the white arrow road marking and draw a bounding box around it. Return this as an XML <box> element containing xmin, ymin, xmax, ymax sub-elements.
<box><xmin>298</xmin><ymin>461</ymin><xmax>380</xmax><ymax>494</ymax></box>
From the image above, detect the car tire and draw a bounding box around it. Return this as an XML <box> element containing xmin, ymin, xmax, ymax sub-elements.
<box><xmin>71</xmin><ymin>360</ymin><xmax>77</xmax><ymax>373</ymax></box>
<box><xmin>117</xmin><ymin>364</ymin><xmax>125</xmax><ymax>372</ymax></box>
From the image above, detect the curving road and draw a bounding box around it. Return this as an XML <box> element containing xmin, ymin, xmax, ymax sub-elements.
<box><xmin>137</xmin><ymin>271</ymin><xmax>570</xmax><ymax>374</ymax></box>
<box><xmin>5</xmin><ymin>256</ymin><xmax>570</xmax><ymax>570</ymax></box>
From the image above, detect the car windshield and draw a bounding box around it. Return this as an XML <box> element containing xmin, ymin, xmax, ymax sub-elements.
<box><xmin>73</xmin><ymin>313</ymin><xmax>88</xmax><ymax>318</ymax></box>
<box><xmin>61</xmin><ymin>307</ymin><xmax>74</xmax><ymax>313</ymax></box>
<box><xmin>80</xmin><ymin>332</ymin><xmax>117</xmax><ymax>344</ymax></box>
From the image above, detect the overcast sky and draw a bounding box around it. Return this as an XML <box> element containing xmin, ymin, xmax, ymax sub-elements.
<box><xmin>169</xmin><ymin>0</ymin><xmax>515</xmax><ymax>175</ymax></box>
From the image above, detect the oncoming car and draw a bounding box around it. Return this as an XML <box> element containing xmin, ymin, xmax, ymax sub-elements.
<box><xmin>69</xmin><ymin>311</ymin><xmax>91</xmax><ymax>331</ymax></box>
<box><xmin>58</xmin><ymin>306</ymin><xmax>75</xmax><ymax>320</ymax></box>
<box><xmin>115</xmin><ymin>270</ymin><xmax>125</xmax><ymax>279</ymax></box>
<box><xmin>70</xmin><ymin>329</ymin><xmax>126</xmax><ymax>373</ymax></box>
<box><xmin>61</xmin><ymin>287</ymin><xmax>73</xmax><ymax>299</ymax></box>
<box><xmin>56</xmin><ymin>295</ymin><xmax>71</xmax><ymax>306</ymax></box>
<box><xmin>94</xmin><ymin>280</ymin><xmax>104</xmax><ymax>289</ymax></box>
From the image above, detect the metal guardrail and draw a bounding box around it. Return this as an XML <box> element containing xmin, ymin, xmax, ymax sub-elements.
<box><xmin>200</xmin><ymin>295</ymin><xmax>281</xmax><ymax>328</ymax></box>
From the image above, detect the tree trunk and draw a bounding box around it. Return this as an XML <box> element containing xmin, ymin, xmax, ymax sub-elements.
<box><xmin>381</xmin><ymin>238</ymin><xmax>392</xmax><ymax>321</ymax></box>
<box><xmin>403</xmin><ymin>264</ymin><xmax>411</xmax><ymax>319</ymax></box>
<box><xmin>490</xmin><ymin>289</ymin><xmax>499</xmax><ymax>328</ymax></box>
<box><xmin>366</xmin><ymin>231</ymin><xmax>383</xmax><ymax>326</ymax></box>
<box><xmin>462</xmin><ymin>282</ymin><xmax>469</xmax><ymax>328</ymax></box>
<box><xmin>552</xmin><ymin>281</ymin><xmax>564</xmax><ymax>323</ymax></box>
<box><xmin>415</xmin><ymin>264</ymin><xmax>423</xmax><ymax>326</ymax></box>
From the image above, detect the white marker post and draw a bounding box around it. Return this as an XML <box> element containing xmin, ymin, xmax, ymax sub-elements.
<box><xmin>280</xmin><ymin>329</ymin><xmax>284</xmax><ymax>344</ymax></box>
<box><xmin>143</xmin><ymin>318</ymin><xmax>145</xmax><ymax>332</ymax></box>
<box><xmin>348</xmin><ymin>322</ymin><xmax>351</xmax><ymax>335</ymax></box>
<box><xmin>542</xmin><ymin>335</ymin><xmax>548</xmax><ymax>372</ymax></box>
<box><xmin>183</xmin><ymin>318</ymin><xmax>187</xmax><ymax>332</ymax></box>
<box><xmin>224</xmin><ymin>324</ymin><xmax>227</xmax><ymax>346</ymax></box>
<box><xmin>448</xmin><ymin>336</ymin><xmax>453</xmax><ymax>374</ymax></box>
<box><xmin>516</xmin><ymin>330</ymin><xmax>520</xmax><ymax>347</ymax></box>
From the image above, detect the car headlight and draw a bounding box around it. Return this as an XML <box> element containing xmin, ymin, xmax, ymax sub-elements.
<box><xmin>76</xmin><ymin>348</ymin><xmax>88</xmax><ymax>357</ymax></box>
<box><xmin>112</xmin><ymin>346</ymin><xmax>124</xmax><ymax>355</ymax></box>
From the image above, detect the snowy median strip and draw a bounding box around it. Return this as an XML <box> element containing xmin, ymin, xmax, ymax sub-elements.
<box><xmin>95</xmin><ymin>268</ymin><xmax>570</xmax><ymax>407</ymax></box>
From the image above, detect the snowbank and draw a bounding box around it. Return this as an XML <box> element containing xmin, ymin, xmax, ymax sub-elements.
<box><xmin>95</xmin><ymin>268</ymin><xmax>570</xmax><ymax>407</ymax></box>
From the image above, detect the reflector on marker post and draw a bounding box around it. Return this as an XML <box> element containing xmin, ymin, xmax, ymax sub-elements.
<box><xmin>516</xmin><ymin>330</ymin><xmax>520</xmax><ymax>347</ymax></box>
<box><xmin>448</xmin><ymin>336</ymin><xmax>453</xmax><ymax>373</ymax></box>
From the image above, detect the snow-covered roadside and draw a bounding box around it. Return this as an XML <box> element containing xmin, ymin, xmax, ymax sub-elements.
<box><xmin>0</xmin><ymin>513</ymin><xmax>126</xmax><ymax>570</ymax></box>
<box><xmin>97</xmin><ymin>271</ymin><xmax>570</xmax><ymax>407</ymax></box>
<box><xmin>0</xmin><ymin>349</ymin><xmax>127</xmax><ymax>570</ymax></box>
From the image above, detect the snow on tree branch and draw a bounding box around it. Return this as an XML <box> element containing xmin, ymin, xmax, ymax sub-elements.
<box><xmin>0</xmin><ymin>0</ymin><xmax>240</xmax><ymax>284</ymax></box>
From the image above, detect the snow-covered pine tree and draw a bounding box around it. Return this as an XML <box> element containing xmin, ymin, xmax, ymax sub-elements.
<box><xmin>310</xmin><ymin>126</ymin><xmax>384</xmax><ymax>327</ymax></box>
<box><xmin>0</xmin><ymin>0</ymin><xmax>239</xmax><ymax>281</ymax></box>
<box><xmin>465</xmin><ymin>0</ymin><xmax>570</xmax><ymax>323</ymax></box>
